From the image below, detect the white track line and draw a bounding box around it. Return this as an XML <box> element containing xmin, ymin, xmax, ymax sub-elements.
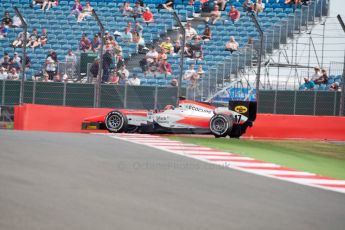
<box><xmin>103</xmin><ymin>133</ymin><xmax>345</xmax><ymax>194</ymax></box>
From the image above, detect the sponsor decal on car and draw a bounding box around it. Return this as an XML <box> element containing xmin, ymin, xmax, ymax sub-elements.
<box><xmin>234</xmin><ymin>105</ymin><xmax>248</xmax><ymax>114</ymax></box>
<box><xmin>188</xmin><ymin>105</ymin><xmax>213</xmax><ymax>114</ymax></box>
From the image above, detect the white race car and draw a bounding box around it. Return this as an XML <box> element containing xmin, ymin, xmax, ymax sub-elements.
<box><xmin>82</xmin><ymin>99</ymin><xmax>256</xmax><ymax>138</ymax></box>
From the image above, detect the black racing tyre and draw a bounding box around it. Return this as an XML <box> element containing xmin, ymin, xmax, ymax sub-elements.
<box><xmin>229</xmin><ymin>124</ymin><xmax>248</xmax><ymax>138</ymax></box>
<box><xmin>209</xmin><ymin>114</ymin><xmax>233</xmax><ymax>137</ymax></box>
<box><xmin>105</xmin><ymin>111</ymin><xmax>128</xmax><ymax>133</ymax></box>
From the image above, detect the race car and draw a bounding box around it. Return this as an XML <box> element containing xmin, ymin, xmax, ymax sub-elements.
<box><xmin>82</xmin><ymin>99</ymin><xmax>256</xmax><ymax>138</ymax></box>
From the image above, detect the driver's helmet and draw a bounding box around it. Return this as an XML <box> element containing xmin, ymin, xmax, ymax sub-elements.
<box><xmin>164</xmin><ymin>105</ymin><xmax>175</xmax><ymax>110</ymax></box>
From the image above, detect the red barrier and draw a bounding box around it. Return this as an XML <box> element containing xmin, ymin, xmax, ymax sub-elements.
<box><xmin>244</xmin><ymin>114</ymin><xmax>345</xmax><ymax>141</ymax></box>
<box><xmin>14</xmin><ymin>104</ymin><xmax>345</xmax><ymax>140</ymax></box>
<box><xmin>14</xmin><ymin>104</ymin><xmax>112</xmax><ymax>133</ymax></box>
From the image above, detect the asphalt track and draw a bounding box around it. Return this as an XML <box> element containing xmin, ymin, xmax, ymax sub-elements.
<box><xmin>1</xmin><ymin>131</ymin><xmax>345</xmax><ymax>230</ymax></box>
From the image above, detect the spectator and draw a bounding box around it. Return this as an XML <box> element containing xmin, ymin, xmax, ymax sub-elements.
<box><xmin>23</xmin><ymin>54</ymin><xmax>31</xmax><ymax>70</ymax></box>
<box><xmin>170</xmin><ymin>78</ymin><xmax>178</xmax><ymax>87</ymax></box>
<box><xmin>132</xmin><ymin>1</ymin><xmax>143</xmax><ymax>21</ymax></box>
<box><xmin>12</xmin><ymin>31</ymin><xmax>30</xmax><ymax>48</ymax></box>
<box><xmin>89</xmin><ymin>58</ymin><xmax>99</xmax><ymax>81</ymax></box>
<box><xmin>31</xmin><ymin>28</ymin><xmax>48</xmax><ymax>48</ymax></box>
<box><xmin>0</xmin><ymin>67</ymin><xmax>8</xmax><ymax>80</ymax></box>
<box><xmin>91</xmin><ymin>33</ymin><xmax>101</xmax><ymax>52</ymax></box>
<box><xmin>159</xmin><ymin>59</ymin><xmax>172</xmax><ymax>75</ymax></box>
<box><xmin>65</xmin><ymin>49</ymin><xmax>77</xmax><ymax>78</ymax></box>
<box><xmin>128</xmin><ymin>73</ymin><xmax>141</xmax><ymax>86</ymax></box>
<box><xmin>117</xmin><ymin>65</ymin><xmax>130</xmax><ymax>84</ymax></box>
<box><xmin>79</xmin><ymin>33</ymin><xmax>92</xmax><ymax>52</ymax></box>
<box><xmin>158</xmin><ymin>0</ymin><xmax>174</xmax><ymax>11</ymax></box>
<box><xmin>243</xmin><ymin>0</ymin><xmax>254</xmax><ymax>12</ymax></box>
<box><xmin>7</xmin><ymin>67</ymin><xmax>19</xmax><ymax>80</ymax></box>
<box><xmin>148</xmin><ymin>57</ymin><xmax>160</xmax><ymax>75</ymax></box>
<box><xmin>183</xmin><ymin>64</ymin><xmax>198</xmax><ymax>80</ymax></box>
<box><xmin>185</xmin><ymin>22</ymin><xmax>198</xmax><ymax>41</ymax></box>
<box><xmin>132</xmin><ymin>31</ymin><xmax>146</xmax><ymax>53</ymax></box>
<box><xmin>183</xmin><ymin>65</ymin><xmax>200</xmax><ymax>89</ymax></box>
<box><xmin>121</xmin><ymin>2</ymin><xmax>133</xmax><ymax>17</ymax></box>
<box><xmin>303</xmin><ymin>78</ymin><xmax>315</xmax><ymax>90</ymax></box>
<box><xmin>191</xmin><ymin>36</ymin><xmax>203</xmax><ymax>60</ymax></box>
<box><xmin>197</xmin><ymin>64</ymin><xmax>205</xmax><ymax>78</ymax></box>
<box><xmin>10</xmin><ymin>52</ymin><xmax>21</xmax><ymax>65</ymax></box>
<box><xmin>27</xmin><ymin>28</ymin><xmax>39</xmax><ymax>48</ymax></box>
<box><xmin>12</xmin><ymin>15</ymin><xmax>23</xmax><ymax>28</ymax></box>
<box><xmin>30</xmin><ymin>0</ymin><xmax>44</xmax><ymax>9</ymax></box>
<box><xmin>9</xmin><ymin>56</ymin><xmax>21</xmax><ymax>73</ymax></box>
<box><xmin>1</xmin><ymin>56</ymin><xmax>11</xmax><ymax>71</ymax></box>
<box><xmin>311</xmin><ymin>66</ymin><xmax>322</xmax><ymax>80</ymax></box>
<box><xmin>77</xmin><ymin>1</ymin><xmax>93</xmax><ymax>22</ymax></box>
<box><xmin>253</xmin><ymin>0</ymin><xmax>265</xmax><ymax>14</ymax></box>
<box><xmin>0</xmin><ymin>22</ymin><xmax>9</xmax><ymax>39</ymax></box>
<box><xmin>173</xmin><ymin>39</ymin><xmax>181</xmax><ymax>55</ymax></box>
<box><xmin>158</xmin><ymin>49</ymin><xmax>168</xmax><ymax>61</ymax></box>
<box><xmin>207</xmin><ymin>5</ymin><xmax>221</xmax><ymax>24</ymax></box>
<box><xmin>112</xmin><ymin>39</ymin><xmax>123</xmax><ymax>57</ymax></box>
<box><xmin>229</xmin><ymin>6</ymin><xmax>241</xmax><ymax>23</ymax></box>
<box><xmin>102</xmin><ymin>50</ymin><xmax>113</xmax><ymax>83</ymax></box>
<box><xmin>0</xmin><ymin>52</ymin><xmax>9</xmax><ymax>65</ymax></box>
<box><xmin>109</xmin><ymin>70</ymin><xmax>120</xmax><ymax>84</ymax></box>
<box><xmin>136</xmin><ymin>0</ymin><xmax>144</xmax><ymax>7</ymax></box>
<box><xmin>160</xmin><ymin>37</ymin><xmax>174</xmax><ymax>54</ymax></box>
<box><xmin>104</xmin><ymin>31</ymin><xmax>111</xmax><ymax>41</ymax></box>
<box><xmin>42</xmin><ymin>0</ymin><xmax>57</xmax><ymax>11</ymax></box>
<box><xmin>329</xmin><ymin>82</ymin><xmax>340</xmax><ymax>91</ymax></box>
<box><xmin>126</xmin><ymin>21</ymin><xmax>132</xmax><ymax>32</ymax></box>
<box><xmin>120</xmin><ymin>27</ymin><xmax>133</xmax><ymax>43</ymax></box>
<box><xmin>184</xmin><ymin>43</ymin><xmax>193</xmax><ymax>58</ymax></box>
<box><xmin>140</xmin><ymin>46</ymin><xmax>158</xmax><ymax>72</ymax></box>
<box><xmin>71</xmin><ymin>0</ymin><xmax>83</xmax><ymax>18</ymax></box>
<box><xmin>225</xmin><ymin>36</ymin><xmax>239</xmax><ymax>53</ymax></box>
<box><xmin>201</xmin><ymin>25</ymin><xmax>212</xmax><ymax>41</ymax></box>
<box><xmin>314</xmin><ymin>69</ymin><xmax>328</xmax><ymax>85</ymax></box>
<box><xmin>143</xmin><ymin>7</ymin><xmax>154</xmax><ymax>25</ymax></box>
<box><xmin>45</xmin><ymin>50</ymin><xmax>58</xmax><ymax>81</ymax></box>
<box><xmin>246</xmin><ymin>36</ymin><xmax>254</xmax><ymax>48</ymax></box>
<box><xmin>133</xmin><ymin>21</ymin><xmax>143</xmax><ymax>36</ymax></box>
<box><xmin>2</xmin><ymin>12</ymin><xmax>12</xmax><ymax>27</ymax></box>
<box><xmin>216</xmin><ymin>0</ymin><xmax>226</xmax><ymax>11</ymax></box>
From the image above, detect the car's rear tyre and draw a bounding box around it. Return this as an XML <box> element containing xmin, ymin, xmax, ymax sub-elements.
<box><xmin>209</xmin><ymin>114</ymin><xmax>233</xmax><ymax>137</ymax></box>
<box><xmin>105</xmin><ymin>111</ymin><xmax>128</xmax><ymax>133</ymax></box>
<box><xmin>229</xmin><ymin>124</ymin><xmax>248</xmax><ymax>138</ymax></box>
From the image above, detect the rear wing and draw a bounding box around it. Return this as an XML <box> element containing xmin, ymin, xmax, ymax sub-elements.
<box><xmin>228</xmin><ymin>101</ymin><xmax>257</xmax><ymax>122</ymax></box>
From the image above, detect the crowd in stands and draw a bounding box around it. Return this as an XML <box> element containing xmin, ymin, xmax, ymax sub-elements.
<box><xmin>301</xmin><ymin>66</ymin><xmax>342</xmax><ymax>91</ymax></box>
<box><xmin>0</xmin><ymin>51</ymin><xmax>31</xmax><ymax>80</ymax></box>
<box><xmin>0</xmin><ymin>0</ymin><xmax>340</xmax><ymax>92</ymax></box>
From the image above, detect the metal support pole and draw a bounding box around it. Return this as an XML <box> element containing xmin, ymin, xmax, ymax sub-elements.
<box><xmin>93</xmin><ymin>9</ymin><xmax>104</xmax><ymax>108</ymax></box>
<box><xmin>63</xmin><ymin>82</ymin><xmax>67</xmax><ymax>106</ymax></box>
<box><xmin>337</xmin><ymin>15</ymin><xmax>345</xmax><ymax>116</ymax></box>
<box><xmin>321</xmin><ymin>20</ymin><xmax>326</xmax><ymax>68</ymax></box>
<box><xmin>154</xmin><ymin>86</ymin><xmax>158</xmax><ymax>110</ymax></box>
<box><xmin>14</xmin><ymin>7</ymin><xmax>27</xmax><ymax>105</ymax></box>
<box><xmin>250</xmin><ymin>13</ymin><xmax>263</xmax><ymax>108</ymax></box>
<box><xmin>1</xmin><ymin>80</ymin><xmax>5</xmax><ymax>106</ymax></box>
<box><xmin>172</xmin><ymin>11</ymin><xmax>185</xmax><ymax>104</ymax></box>
<box><xmin>124</xmin><ymin>84</ymin><xmax>127</xmax><ymax>109</ymax></box>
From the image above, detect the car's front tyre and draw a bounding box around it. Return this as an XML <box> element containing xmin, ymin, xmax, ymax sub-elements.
<box><xmin>105</xmin><ymin>111</ymin><xmax>128</xmax><ymax>133</ymax></box>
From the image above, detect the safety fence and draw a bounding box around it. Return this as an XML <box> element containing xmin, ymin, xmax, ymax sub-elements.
<box><xmin>0</xmin><ymin>80</ymin><xmax>180</xmax><ymax>110</ymax></box>
<box><xmin>1</xmin><ymin>79</ymin><xmax>343</xmax><ymax>116</ymax></box>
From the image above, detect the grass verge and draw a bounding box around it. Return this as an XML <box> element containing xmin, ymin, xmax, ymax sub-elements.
<box><xmin>168</xmin><ymin>136</ymin><xmax>345</xmax><ymax>180</ymax></box>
